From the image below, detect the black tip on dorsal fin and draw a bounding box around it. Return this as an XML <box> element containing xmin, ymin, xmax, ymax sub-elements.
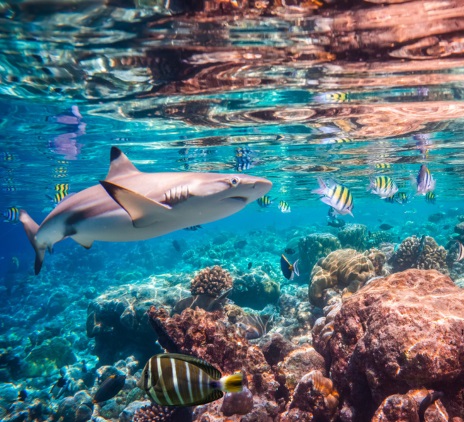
<box><xmin>111</xmin><ymin>146</ymin><xmax>122</xmax><ymax>162</ymax></box>
<box><xmin>105</xmin><ymin>146</ymin><xmax>139</xmax><ymax>180</ymax></box>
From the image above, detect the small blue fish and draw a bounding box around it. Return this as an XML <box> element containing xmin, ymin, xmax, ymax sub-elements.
<box><xmin>3</xmin><ymin>207</ymin><xmax>19</xmax><ymax>223</ymax></box>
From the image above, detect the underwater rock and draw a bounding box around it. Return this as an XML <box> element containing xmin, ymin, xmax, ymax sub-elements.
<box><xmin>308</xmin><ymin>248</ymin><xmax>375</xmax><ymax>308</ymax></box>
<box><xmin>454</xmin><ymin>222</ymin><xmax>464</xmax><ymax>236</ymax></box>
<box><xmin>367</xmin><ymin>231</ymin><xmax>397</xmax><ymax>248</ymax></box>
<box><xmin>337</xmin><ymin>224</ymin><xmax>368</xmax><ymax>251</ymax></box>
<box><xmin>55</xmin><ymin>391</ymin><xmax>93</xmax><ymax>422</ymax></box>
<box><xmin>147</xmin><ymin>306</ymin><xmax>278</xmax><ymax>397</ymax></box>
<box><xmin>389</xmin><ymin>235</ymin><xmax>448</xmax><ymax>274</ymax></box>
<box><xmin>260</xmin><ymin>333</ymin><xmax>297</xmax><ymax>367</ymax></box>
<box><xmin>298</xmin><ymin>233</ymin><xmax>341</xmax><ymax>278</ymax></box>
<box><xmin>147</xmin><ymin>306</ymin><xmax>281</xmax><ymax>420</ymax></box>
<box><xmin>326</xmin><ymin>269</ymin><xmax>464</xmax><ymax>421</ymax></box>
<box><xmin>229</xmin><ymin>270</ymin><xmax>280</xmax><ymax>310</ymax></box>
<box><xmin>364</xmin><ymin>248</ymin><xmax>388</xmax><ymax>276</ymax></box>
<box><xmin>190</xmin><ymin>265</ymin><xmax>233</xmax><ymax>297</ymax></box>
<box><xmin>371</xmin><ymin>388</ymin><xmax>448</xmax><ymax>422</ymax></box>
<box><xmin>277</xmin><ymin>346</ymin><xmax>326</xmax><ymax>396</ymax></box>
<box><xmin>312</xmin><ymin>299</ymin><xmax>342</xmax><ymax>359</ymax></box>
<box><xmin>24</xmin><ymin>337</ymin><xmax>76</xmax><ymax>377</ymax></box>
<box><xmin>221</xmin><ymin>386</ymin><xmax>254</xmax><ymax>416</ymax></box>
<box><xmin>281</xmin><ymin>370</ymin><xmax>339</xmax><ymax>422</ymax></box>
<box><xmin>86</xmin><ymin>281</ymin><xmax>176</xmax><ymax>364</ymax></box>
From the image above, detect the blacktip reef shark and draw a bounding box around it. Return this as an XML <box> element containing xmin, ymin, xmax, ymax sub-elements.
<box><xmin>20</xmin><ymin>147</ymin><xmax>272</xmax><ymax>274</ymax></box>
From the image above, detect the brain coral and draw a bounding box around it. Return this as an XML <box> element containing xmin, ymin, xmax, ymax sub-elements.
<box><xmin>308</xmin><ymin>249</ymin><xmax>375</xmax><ymax>307</ymax></box>
<box><xmin>389</xmin><ymin>235</ymin><xmax>448</xmax><ymax>274</ymax></box>
<box><xmin>190</xmin><ymin>265</ymin><xmax>233</xmax><ymax>297</ymax></box>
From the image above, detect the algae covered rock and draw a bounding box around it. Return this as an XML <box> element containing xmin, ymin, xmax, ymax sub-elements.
<box><xmin>327</xmin><ymin>269</ymin><xmax>464</xmax><ymax>421</ymax></box>
<box><xmin>337</xmin><ymin>224</ymin><xmax>368</xmax><ymax>251</ymax></box>
<box><xmin>24</xmin><ymin>337</ymin><xmax>76</xmax><ymax>377</ymax></box>
<box><xmin>230</xmin><ymin>270</ymin><xmax>280</xmax><ymax>310</ymax></box>
<box><xmin>308</xmin><ymin>249</ymin><xmax>375</xmax><ymax>307</ymax></box>
<box><xmin>298</xmin><ymin>233</ymin><xmax>341</xmax><ymax>276</ymax></box>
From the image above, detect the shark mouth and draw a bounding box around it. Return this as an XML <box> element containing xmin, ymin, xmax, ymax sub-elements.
<box><xmin>225</xmin><ymin>196</ymin><xmax>248</xmax><ymax>202</ymax></box>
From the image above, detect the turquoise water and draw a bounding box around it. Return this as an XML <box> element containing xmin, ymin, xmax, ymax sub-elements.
<box><xmin>1</xmin><ymin>1</ymin><xmax>464</xmax><ymax>421</ymax></box>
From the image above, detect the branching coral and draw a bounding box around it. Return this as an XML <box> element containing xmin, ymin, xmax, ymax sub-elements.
<box><xmin>191</xmin><ymin>265</ymin><xmax>233</xmax><ymax>297</ymax></box>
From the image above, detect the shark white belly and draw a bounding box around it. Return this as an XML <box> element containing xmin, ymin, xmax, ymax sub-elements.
<box><xmin>20</xmin><ymin>147</ymin><xmax>272</xmax><ymax>274</ymax></box>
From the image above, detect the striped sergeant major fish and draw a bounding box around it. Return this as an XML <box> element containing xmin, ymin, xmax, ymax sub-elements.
<box><xmin>375</xmin><ymin>163</ymin><xmax>392</xmax><ymax>170</ymax></box>
<box><xmin>315</xmin><ymin>92</ymin><xmax>350</xmax><ymax>103</ymax></box>
<box><xmin>416</xmin><ymin>164</ymin><xmax>436</xmax><ymax>195</ymax></box>
<box><xmin>257</xmin><ymin>195</ymin><xmax>272</xmax><ymax>208</ymax></box>
<box><xmin>368</xmin><ymin>176</ymin><xmax>398</xmax><ymax>199</ymax></box>
<box><xmin>425</xmin><ymin>191</ymin><xmax>436</xmax><ymax>204</ymax></box>
<box><xmin>278</xmin><ymin>200</ymin><xmax>291</xmax><ymax>213</ymax></box>
<box><xmin>312</xmin><ymin>177</ymin><xmax>354</xmax><ymax>216</ymax></box>
<box><xmin>456</xmin><ymin>241</ymin><xmax>464</xmax><ymax>262</ymax></box>
<box><xmin>137</xmin><ymin>353</ymin><xmax>243</xmax><ymax>407</ymax></box>
<box><xmin>3</xmin><ymin>207</ymin><xmax>20</xmax><ymax>223</ymax></box>
<box><xmin>48</xmin><ymin>183</ymin><xmax>70</xmax><ymax>204</ymax></box>
<box><xmin>320</xmin><ymin>137</ymin><xmax>353</xmax><ymax>145</ymax></box>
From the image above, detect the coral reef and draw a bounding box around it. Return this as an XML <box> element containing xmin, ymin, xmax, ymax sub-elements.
<box><xmin>367</xmin><ymin>231</ymin><xmax>397</xmax><ymax>248</ymax></box>
<box><xmin>24</xmin><ymin>337</ymin><xmax>77</xmax><ymax>377</ymax></box>
<box><xmin>281</xmin><ymin>370</ymin><xmax>339</xmax><ymax>422</ymax></box>
<box><xmin>337</xmin><ymin>224</ymin><xmax>368</xmax><ymax>251</ymax></box>
<box><xmin>132</xmin><ymin>403</ymin><xmax>193</xmax><ymax>422</ymax></box>
<box><xmin>276</xmin><ymin>346</ymin><xmax>326</xmax><ymax>396</ymax></box>
<box><xmin>324</xmin><ymin>269</ymin><xmax>464</xmax><ymax>421</ymax></box>
<box><xmin>389</xmin><ymin>235</ymin><xmax>448</xmax><ymax>273</ymax></box>
<box><xmin>308</xmin><ymin>248</ymin><xmax>376</xmax><ymax>307</ymax></box>
<box><xmin>86</xmin><ymin>278</ymin><xmax>188</xmax><ymax>364</ymax></box>
<box><xmin>190</xmin><ymin>265</ymin><xmax>233</xmax><ymax>297</ymax></box>
<box><xmin>220</xmin><ymin>386</ymin><xmax>254</xmax><ymax>416</ymax></box>
<box><xmin>229</xmin><ymin>270</ymin><xmax>280</xmax><ymax>310</ymax></box>
<box><xmin>147</xmin><ymin>306</ymin><xmax>280</xmax><ymax>420</ymax></box>
<box><xmin>298</xmin><ymin>233</ymin><xmax>341</xmax><ymax>277</ymax></box>
<box><xmin>364</xmin><ymin>248</ymin><xmax>388</xmax><ymax>276</ymax></box>
<box><xmin>371</xmin><ymin>389</ymin><xmax>448</xmax><ymax>422</ymax></box>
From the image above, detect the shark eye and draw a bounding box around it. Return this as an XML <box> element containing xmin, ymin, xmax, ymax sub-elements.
<box><xmin>230</xmin><ymin>177</ymin><xmax>240</xmax><ymax>187</ymax></box>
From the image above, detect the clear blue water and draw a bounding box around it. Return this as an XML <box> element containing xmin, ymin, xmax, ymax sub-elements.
<box><xmin>1</xmin><ymin>1</ymin><xmax>464</xmax><ymax>420</ymax></box>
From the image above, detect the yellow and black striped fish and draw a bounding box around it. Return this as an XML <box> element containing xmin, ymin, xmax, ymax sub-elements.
<box><xmin>50</xmin><ymin>183</ymin><xmax>69</xmax><ymax>204</ymax></box>
<box><xmin>320</xmin><ymin>138</ymin><xmax>353</xmax><ymax>145</ymax></box>
<box><xmin>278</xmin><ymin>200</ymin><xmax>291</xmax><ymax>213</ymax></box>
<box><xmin>425</xmin><ymin>191</ymin><xmax>436</xmax><ymax>204</ymax></box>
<box><xmin>138</xmin><ymin>353</ymin><xmax>243</xmax><ymax>407</ymax></box>
<box><xmin>3</xmin><ymin>207</ymin><xmax>19</xmax><ymax>223</ymax></box>
<box><xmin>375</xmin><ymin>163</ymin><xmax>391</xmax><ymax>170</ymax></box>
<box><xmin>368</xmin><ymin>176</ymin><xmax>398</xmax><ymax>199</ymax></box>
<box><xmin>257</xmin><ymin>195</ymin><xmax>272</xmax><ymax>208</ymax></box>
<box><xmin>312</xmin><ymin>178</ymin><xmax>354</xmax><ymax>216</ymax></box>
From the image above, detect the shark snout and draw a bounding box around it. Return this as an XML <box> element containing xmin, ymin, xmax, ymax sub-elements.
<box><xmin>241</xmin><ymin>176</ymin><xmax>273</xmax><ymax>202</ymax></box>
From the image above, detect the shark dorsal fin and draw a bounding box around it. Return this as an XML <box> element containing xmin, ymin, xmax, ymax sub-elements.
<box><xmin>105</xmin><ymin>147</ymin><xmax>139</xmax><ymax>180</ymax></box>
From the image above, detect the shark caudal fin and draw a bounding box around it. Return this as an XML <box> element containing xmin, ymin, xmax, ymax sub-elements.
<box><xmin>19</xmin><ymin>210</ymin><xmax>46</xmax><ymax>275</ymax></box>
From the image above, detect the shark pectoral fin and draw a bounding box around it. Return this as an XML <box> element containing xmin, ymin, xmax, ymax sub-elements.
<box><xmin>72</xmin><ymin>236</ymin><xmax>94</xmax><ymax>250</ymax></box>
<box><xmin>100</xmin><ymin>180</ymin><xmax>172</xmax><ymax>228</ymax></box>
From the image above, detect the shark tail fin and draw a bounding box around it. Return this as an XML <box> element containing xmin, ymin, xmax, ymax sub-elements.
<box><xmin>19</xmin><ymin>210</ymin><xmax>45</xmax><ymax>275</ymax></box>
